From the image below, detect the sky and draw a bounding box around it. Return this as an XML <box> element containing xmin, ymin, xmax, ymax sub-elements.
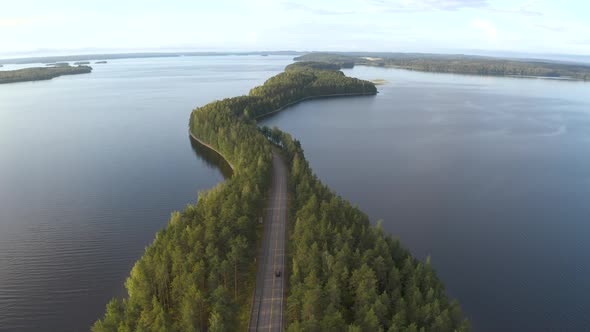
<box><xmin>0</xmin><ymin>0</ymin><xmax>589</xmax><ymax>58</ymax></box>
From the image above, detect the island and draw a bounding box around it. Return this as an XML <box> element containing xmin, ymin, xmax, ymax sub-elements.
<box><xmin>0</xmin><ymin>51</ymin><xmax>304</xmax><ymax>66</ymax></box>
<box><xmin>0</xmin><ymin>65</ymin><xmax>92</xmax><ymax>84</ymax></box>
<box><xmin>95</xmin><ymin>61</ymin><xmax>108</xmax><ymax>64</ymax></box>
<box><xmin>45</xmin><ymin>62</ymin><xmax>70</xmax><ymax>67</ymax></box>
<box><xmin>296</xmin><ymin>52</ymin><xmax>590</xmax><ymax>81</ymax></box>
<box><xmin>93</xmin><ymin>62</ymin><xmax>468</xmax><ymax>332</ymax></box>
<box><xmin>73</xmin><ymin>61</ymin><xmax>91</xmax><ymax>65</ymax></box>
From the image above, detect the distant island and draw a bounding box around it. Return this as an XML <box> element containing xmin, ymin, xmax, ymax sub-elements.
<box><xmin>0</xmin><ymin>65</ymin><xmax>92</xmax><ymax>84</ymax></box>
<box><xmin>45</xmin><ymin>62</ymin><xmax>70</xmax><ymax>67</ymax></box>
<box><xmin>296</xmin><ymin>52</ymin><xmax>590</xmax><ymax>81</ymax></box>
<box><xmin>95</xmin><ymin>61</ymin><xmax>108</xmax><ymax>64</ymax></box>
<box><xmin>73</xmin><ymin>61</ymin><xmax>90</xmax><ymax>65</ymax></box>
<box><xmin>2</xmin><ymin>50</ymin><xmax>586</xmax><ymax>81</ymax></box>
<box><xmin>0</xmin><ymin>51</ymin><xmax>303</xmax><ymax>65</ymax></box>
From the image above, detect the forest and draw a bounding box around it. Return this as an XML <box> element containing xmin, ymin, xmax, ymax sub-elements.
<box><xmin>296</xmin><ymin>52</ymin><xmax>590</xmax><ymax>80</ymax></box>
<box><xmin>0</xmin><ymin>65</ymin><xmax>92</xmax><ymax>84</ymax></box>
<box><xmin>93</xmin><ymin>62</ymin><xmax>467</xmax><ymax>331</ymax></box>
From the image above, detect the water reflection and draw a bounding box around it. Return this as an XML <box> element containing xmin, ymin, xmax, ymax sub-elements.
<box><xmin>189</xmin><ymin>135</ymin><xmax>233</xmax><ymax>179</ymax></box>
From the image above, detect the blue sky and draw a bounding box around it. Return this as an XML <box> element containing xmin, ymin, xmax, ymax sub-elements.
<box><xmin>0</xmin><ymin>0</ymin><xmax>588</xmax><ymax>57</ymax></box>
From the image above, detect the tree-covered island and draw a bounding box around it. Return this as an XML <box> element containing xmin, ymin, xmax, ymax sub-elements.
<box><xmin>0</xmin><ymin>65</ymin><xmax>92</xmax><ymax>84</ymax></box>
<box><xmin>93</xmin><ymin>61</ymin><xmax>468</xmax><ymax>332</ymax></box>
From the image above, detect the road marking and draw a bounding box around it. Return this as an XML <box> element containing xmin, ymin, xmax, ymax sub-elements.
<box><xmin>269</xmin><ymin>161</ymin><xmax>282</xmax><ymax>332</ymax></box>
<box><xmin>280</xmin><ymin>172</ymin><xmax>285</xmax><ymax>332</ymax></box>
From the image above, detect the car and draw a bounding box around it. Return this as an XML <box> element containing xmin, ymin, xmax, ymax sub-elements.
<box><xmin>275</xmin><ymin>270</ymin><xmax>281</xmax><ymax>277</ymax></box>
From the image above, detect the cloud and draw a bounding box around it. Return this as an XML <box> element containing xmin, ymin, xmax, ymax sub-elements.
<box><xmin>488</xmin><ymin>1</ymin><xmax>543</xmax><ymax>17</ymax></box>
<box><xmin>472</xmin><ymin>19</ymin><xmax>497</xmax><ymax>40</ymax></box>
<box><xmin>367</xmin><ymin>0</ymin><xmax>489</xmax><ymax>12</ymax></box>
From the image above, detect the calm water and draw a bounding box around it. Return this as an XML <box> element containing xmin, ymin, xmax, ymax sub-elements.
<box><xmin>0</xmin><ymin>55</ymin><xmax>292</xmax><ymax>332</ymax></box>
<box><xmin>261</xmin><ymin>67</ymin><xmax>590</xmax><ymax>331</ymax></box>
<box><xmin>3</xmin><ymin>58</ymin><xmax>590</xmax><ymax>332</ymax></box>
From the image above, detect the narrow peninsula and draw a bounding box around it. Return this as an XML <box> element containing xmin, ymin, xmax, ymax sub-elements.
<box><xmin>0</xmin><ymin>65</ymin><xmax>92</xmax><ymax>84</ymax></box>
<box><xmin>93</xmin><ymin>62</ymin><xmax>468</xmax><ymax>332</ymax></box>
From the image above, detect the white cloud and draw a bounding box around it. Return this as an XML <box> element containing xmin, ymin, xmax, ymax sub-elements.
<box><xmin>1</xmin><ymin>0</ymin><xmax>589</xmax><ymax>56</ymax></box>
<box><xmin>367</xmin><ymin>0</ymin><xmax>489</xmax><ymax>12</ymax></box>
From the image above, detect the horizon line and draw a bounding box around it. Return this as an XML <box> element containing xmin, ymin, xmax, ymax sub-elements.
<box><xmin>1</xmin><ymin>49</ymin><xmax>589</xmax><ymax>65</ymax></box>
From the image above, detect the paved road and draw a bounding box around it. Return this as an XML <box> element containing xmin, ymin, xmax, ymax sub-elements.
<box><xmin>249</xmin><ymin>148</ymin><xmax>287</xmax><ymax>331</ymax></box>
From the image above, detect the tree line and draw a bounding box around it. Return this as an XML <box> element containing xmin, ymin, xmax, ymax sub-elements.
<box><xmin>93</xmin><ymin>62</ymin><xmax>467</xmax><ymax>331</ymax></box>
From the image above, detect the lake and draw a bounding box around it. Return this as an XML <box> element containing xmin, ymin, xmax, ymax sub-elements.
<box><xmin>260</xmin><ymin>66</ymin><xmax>590</xmax><ymax>331</ymax></box>
<box><xmin>2</xmin><ymin>57</ymin><xmax>589</xmax><ymax>332</ymax></box>
<box><xmin>0</xmin><ymin>55</ymin><xmax>292</xmax><ymax>332</ymax></box>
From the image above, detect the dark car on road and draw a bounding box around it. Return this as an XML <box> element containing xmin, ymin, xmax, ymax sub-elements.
<box><xmin>275</xmin><ymin>270</ymin><xmax>281</xmax><ymax>277</ymax></box>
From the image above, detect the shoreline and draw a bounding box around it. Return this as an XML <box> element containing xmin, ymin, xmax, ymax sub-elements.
<box><xmin>188</xmin><ymin>131</ymin><xmax>235</xmax><ymax>171</ymax></box>
<box><xmin>253</xmin><ymin>91</ymin><xmax>376</xmax><ymax>120</ymax></box>
<box><xmin>189</xmin><ymin>91</ymin><xmax>377</xmax><ymax>168</ymax></box>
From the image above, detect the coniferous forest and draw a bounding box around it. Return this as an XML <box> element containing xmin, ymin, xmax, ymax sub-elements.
<box><xmin>93</xmin><ymin>62</ymin><xmax>468</xmax><ymax>331</ymax></box>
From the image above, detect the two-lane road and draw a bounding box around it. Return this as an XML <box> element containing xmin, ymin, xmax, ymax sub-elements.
<box><xmin>249</xmin><ymin>148</ymin><xmax>287</xmax><ymax>331</ymax></box>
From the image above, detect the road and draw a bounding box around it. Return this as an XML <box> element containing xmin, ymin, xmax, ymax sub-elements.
<box><xmin>248</xmin><ymin>148</ymin><xmax>287</xmax><ymax>331</ymax></box>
